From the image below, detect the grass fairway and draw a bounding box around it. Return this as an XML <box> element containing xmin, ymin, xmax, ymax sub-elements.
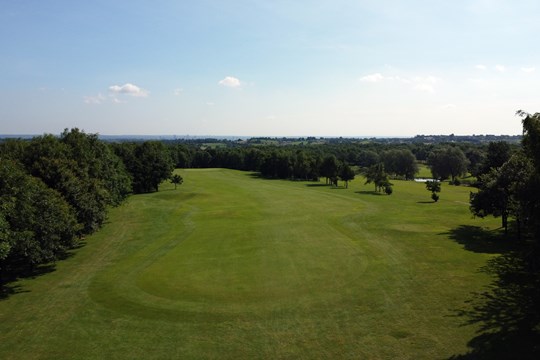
<box><xmin>0</xmin><ymin>169</ymin><xmax>500</xmax><ymax>359</ymax></box>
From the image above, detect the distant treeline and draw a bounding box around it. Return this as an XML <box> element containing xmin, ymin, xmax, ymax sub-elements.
<box><xmin>0</xmin><ymin>133</ymin><xmax>522</xmax><ymax>145</ymax></box>
<box><xmin>166</xmin><ymin>139</ymin><xmax>518</xmax><ymax>181</ymax></box>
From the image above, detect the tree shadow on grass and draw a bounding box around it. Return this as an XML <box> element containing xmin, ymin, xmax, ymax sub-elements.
<box><xmin>445</xmin><ymin>226</ymin><xmax>540</xmax><ymax>359</ymax></box>
<box><xmin>0</xmin><ymin>284</ymin><xmax>30</xmax><ymax>300</ymax></box>
<box><xmin>0</xmin><ymin>263</ymin><xmax>57</xmax><ymax>301</ymax></box>
<box><xmin>448</xmin><ymin>251</ymin><xmax>540</xmax><ymax>359</ymax></box>
<box><xmin>355</xmin><ymin>190</ymin><xmax>384</xmax><ymax>196</ymax></box>
<box><xmin>442</xmin><ymin>225</ymin><xmax>515</xmax><ymax>254</ymax></box>
<box><xmin>0</xmin><ymin>245</ymin><xmax>82</xmax><ymax>301</ymax></box>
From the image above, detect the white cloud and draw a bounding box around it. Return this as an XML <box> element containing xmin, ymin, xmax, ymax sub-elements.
<box><xmin>521</xmin><ymin>67</ymin><xmax>536</xmax><ymax>73</ymax></box>
<box><xmin>360</xmin><ymin>72</ymin><xmax>441</xmax><ymax>93</ymax></box>
<box><xmin>359</xmin><ymin>73</ymin><xmax>385</xmax><ymax>82</ymax></box>
<box><xmin>83</xmin><ymin>93</ymin><xmax>106</xmax><ymax>104</ymax></box>
<box><xmin>475</xmin><ymin>64</ymin><xmax>487</xmax><ymax>71</ymax></box>
<box><xmin>206</xmin><ymin>101</ymin><xmax>215</xmax><ymax>106</ymax></box>
<box><xmin>109</xmin><ymin>83</ymin><xmax>149</xmax><ymax>97</ymax></box>
<box><xmin>218</xmin><ymin>76</ymin><xmax>242</xmax><ymax>88</ymax></box>
<box><xmin>173</xmin><ymin>88</ymin><xmax>183</xmax><ymax>96</ymax></box>
<box><xmin>494</xmin><ymin>64</ymin><xmax>506</xmax><ymax>72</ymax></box>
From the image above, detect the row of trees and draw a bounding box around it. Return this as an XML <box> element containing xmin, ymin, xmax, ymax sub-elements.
<box><xmin>168</xmin><ymin>140</ymin><xmax>517</xmax><ymax>188</ymax></box>
<box><xmin>168</xmin><ymin>138</ymin><xmax>516</xmax><ymax>178</ymax></box>
<box><xmin>0</xmin><ymin>130</ymin><xmax>174</xmax><ymax>281</ymax></box>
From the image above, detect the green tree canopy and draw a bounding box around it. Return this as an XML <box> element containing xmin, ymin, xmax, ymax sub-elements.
<box><xmin>427</xmin><ymin>146</ymin><xmax>468</xmax><ymax>182</ymax></box>
<box><xmin>114</xmin><ymin>141</ymin><xmax>174</xmax><ymax>193</ymax></box>
<box><xmin>170</xmin><ymin>174</ymin><xmax>183</xmax><ymax>189</ymax></box>
<box><xmin>339</xmin><ymin>163</ymin><xmax>355</xmax><ymax>188</ymax></box>
<box><xmin>380</xmin><ymin>149</ymin><xmax>418</xmax><ymax>180</ymax></box>
<box><xmin>0</xmin><ymin>159</ymin><xmax>78</xmax><ymax>270</ymax></box>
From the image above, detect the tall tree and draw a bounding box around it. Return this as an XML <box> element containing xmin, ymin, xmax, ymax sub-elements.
<box><xmin>470</xmin><ymin>153</ymin><xmax>533</xmax><ymax>236</ymax></box>
<box><xmin>364</xmin><ymin>163</ymin><xmax>392</xmax><ymax>193</ymax></box>
<box><xmin>23</xmin><ymin>135</ymin><xmax>109</xmax><ymax>234</ymax></box>
<box><xmin>320</xmin><ymin>155</ymin><xmax>339</xmax><ymax>185</ymax></box>
<box><xmin>339</xmin><ymin>163</ymin><xmax>355</xmax><ymax>188</ymax></box>
<box><xmin>465</xmin><ymin>147</ymin><xmax>486</xmax><ymax>178</ymax></box>
<box><xmin>115</xmin><ymin>141</ymin><xmax>174</xmax><ymax>193</ymax></box>
<box><xmin>517</xmin><ymin>111</ymin><xmax>540</xmax><ymax>239</ymax></box>
<box><xmin>480</xmin><ymin>141</ymin><xmax>511</xmax><ymax>175</ymax></box>
<box><xmin>0</xmin><ymin>159</ymin><xmax>78</xmax><ymax>270</ymax></box>
<box><xmin>380</xmin><ymin>149</ymin><xmax>418</xmax><ymax>180</ymax></box>
<box><xmin>427</xmin><ymin>146</ymin><xmax>468</xmax><ymax>183</ymax></box>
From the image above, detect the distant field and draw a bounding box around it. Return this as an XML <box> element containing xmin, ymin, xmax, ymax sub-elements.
<box><xmin>0</xmin><ymin>169</ymin><xmax>500</xmax><ymax>359</ymax></box>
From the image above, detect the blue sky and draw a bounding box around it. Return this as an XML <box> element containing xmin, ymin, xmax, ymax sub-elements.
<box><xmin>1</xmin><ymin>0</ymin><xmax>539</xmax><ymax>136</ymax></box>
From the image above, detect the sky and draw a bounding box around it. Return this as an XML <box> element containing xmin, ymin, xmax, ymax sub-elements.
<box><xmin>1</xmin><ymin>0</ymin><xmax>539</xmax><ymax>137</ymax></box>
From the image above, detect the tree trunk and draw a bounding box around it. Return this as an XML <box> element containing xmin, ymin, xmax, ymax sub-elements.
<box><xmin>517</xmin><ymin>216</ymin><xmax>521</xmax><ymax>241</ymax></box>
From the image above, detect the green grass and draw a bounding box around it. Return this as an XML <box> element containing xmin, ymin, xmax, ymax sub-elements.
<box><xmin>416</xmin><ymin>163</ymin><xmax>432</xmax><ymax>178</ymax></box>
<box><xmin>0</xmin><ymin>169</ymin><xmax>500</xmax><ymax>359</ymax></box>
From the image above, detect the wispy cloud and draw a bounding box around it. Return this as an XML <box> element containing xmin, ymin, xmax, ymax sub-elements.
<box><xmin>109</xmin><ymin>83</ymin><xmax>149</xmax><ymax>97</ymax></box>
<box><xmin>218</xmin><ymin>76</ymin><xmax>242</xmax><ymax>88</ymax></box>
<box><xmin>475</xmin><ymin>64</ymin><xmax>487</xmax><ymax>71</ymax></box>
<box><xmin>360</xmin><ymin>73</ymin><xmax>440</xmax><ymax>93</ymax></box>
<box><xmin>521</xmin><ymin>67</ymin><xmax>536</xmax><ymax>73</ymax></box>
<box><xmin>83</xmin><ymin>93</ymin><xmax>106</xmax><ymax>105</ymax></box>
<box><xmin>359</xmin><ymin>73</ymin><xmax>386</xmax><ymax>82</ymax></box>
<box><xmin>173</xmin><ymin>88</ymin><xmax>183</xmax><ymax>96</ymax></box>
<box><xmin>494</xmin><ymin>64</ymin><xmax>506</xmax><ymax>72</ymax></box>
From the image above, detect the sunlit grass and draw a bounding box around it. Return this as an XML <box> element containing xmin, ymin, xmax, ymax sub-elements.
<box><xmin>0</xmin><ymin>169</ymin><xmax>499</xmax><ymax>359</ymax></box>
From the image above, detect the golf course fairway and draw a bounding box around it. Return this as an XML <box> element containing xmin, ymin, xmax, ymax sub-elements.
<box><xmin>0</xmin><ymin>168</ymin><xmax>500</xmax><ymax>359</ymax></box>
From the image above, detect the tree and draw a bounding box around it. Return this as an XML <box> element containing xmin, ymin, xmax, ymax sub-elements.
<box><xmin>320</xmin><ymin>155</ymin><xmax>339</xmax><ymax>185</ymax></box>
<box><xmin>0</xmin><ymin>159</ymin><xmax>78</xmax><ymax>270</ymax></box>
<box><xmin>465</xmin><ymin>147</ymin><xmax>486</xmax><ymax>178</ymax></box>
<box><xmin>0</xmin><ymin>209</ymin><xmax>11</xmax><ymax>264</ymax></box>
<box><xmin>517</xmin><ymin>110</ymin><xmax>540</xmax><ymax>239</ymax></box>
<box><xmin>60</xmin><ymin>129</ymin><xmax>132</xmax><ymax>206</ymax></box>
<box><xmin>480</xmin><ymin>141</ymin><xmax>511</xmax><ymax>175</ymax></box>
<box><xmin>427</xmin><ymin>146</ymin><xmax>468</xmax><ymax>183</ymax></box>
<box><xmin>364</xmin><ymin>163</ymin><xmax>392</xmax><ymax>193</ymax></box>
<box><xmin>115</xmin><ymin>141</ymin><xmax>174</xmax><ymax>193</ymax></box>
<box><xmin>357</xmin><ymin>150</ymin><xmax>379</xmax><ymax>168</ymax></box>
<box><xmin>425</xmin><ymin>180</ymin><xmax>441</xmax><ymax>202</ymax></box>
<box><xmin>170</xmin><ymin>174</ymin><xmax>183</xmax><ymax>189</ymax></box>
<box><xmin>23</xmin><ymin>136</ymin><xmax>109</xmax><ymax>234</ymax></box>
<box><xmin>470</xmin><ymin>153</ymin><xmax>533</xmax><ymax>236</ymax></box>
<box><xmin>339</xmin><ymin>163</ymin><xmax>355</xmax><ymax>188</ymax></box>
<box><xmin>380</xmin><ymin>149</ymin><xmax>418</xmax><ymax>180</ymax></box>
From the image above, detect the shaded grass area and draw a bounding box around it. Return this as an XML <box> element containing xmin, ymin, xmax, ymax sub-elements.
<box><xmin>445</xmin><ymin>226</ymin><xmax>540</xmax><ymax>359</ymax></box>
<box><xmin>0</xmin><ymin>169</ymin><xmax>513</xmax><ymax>359</ymax></box>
